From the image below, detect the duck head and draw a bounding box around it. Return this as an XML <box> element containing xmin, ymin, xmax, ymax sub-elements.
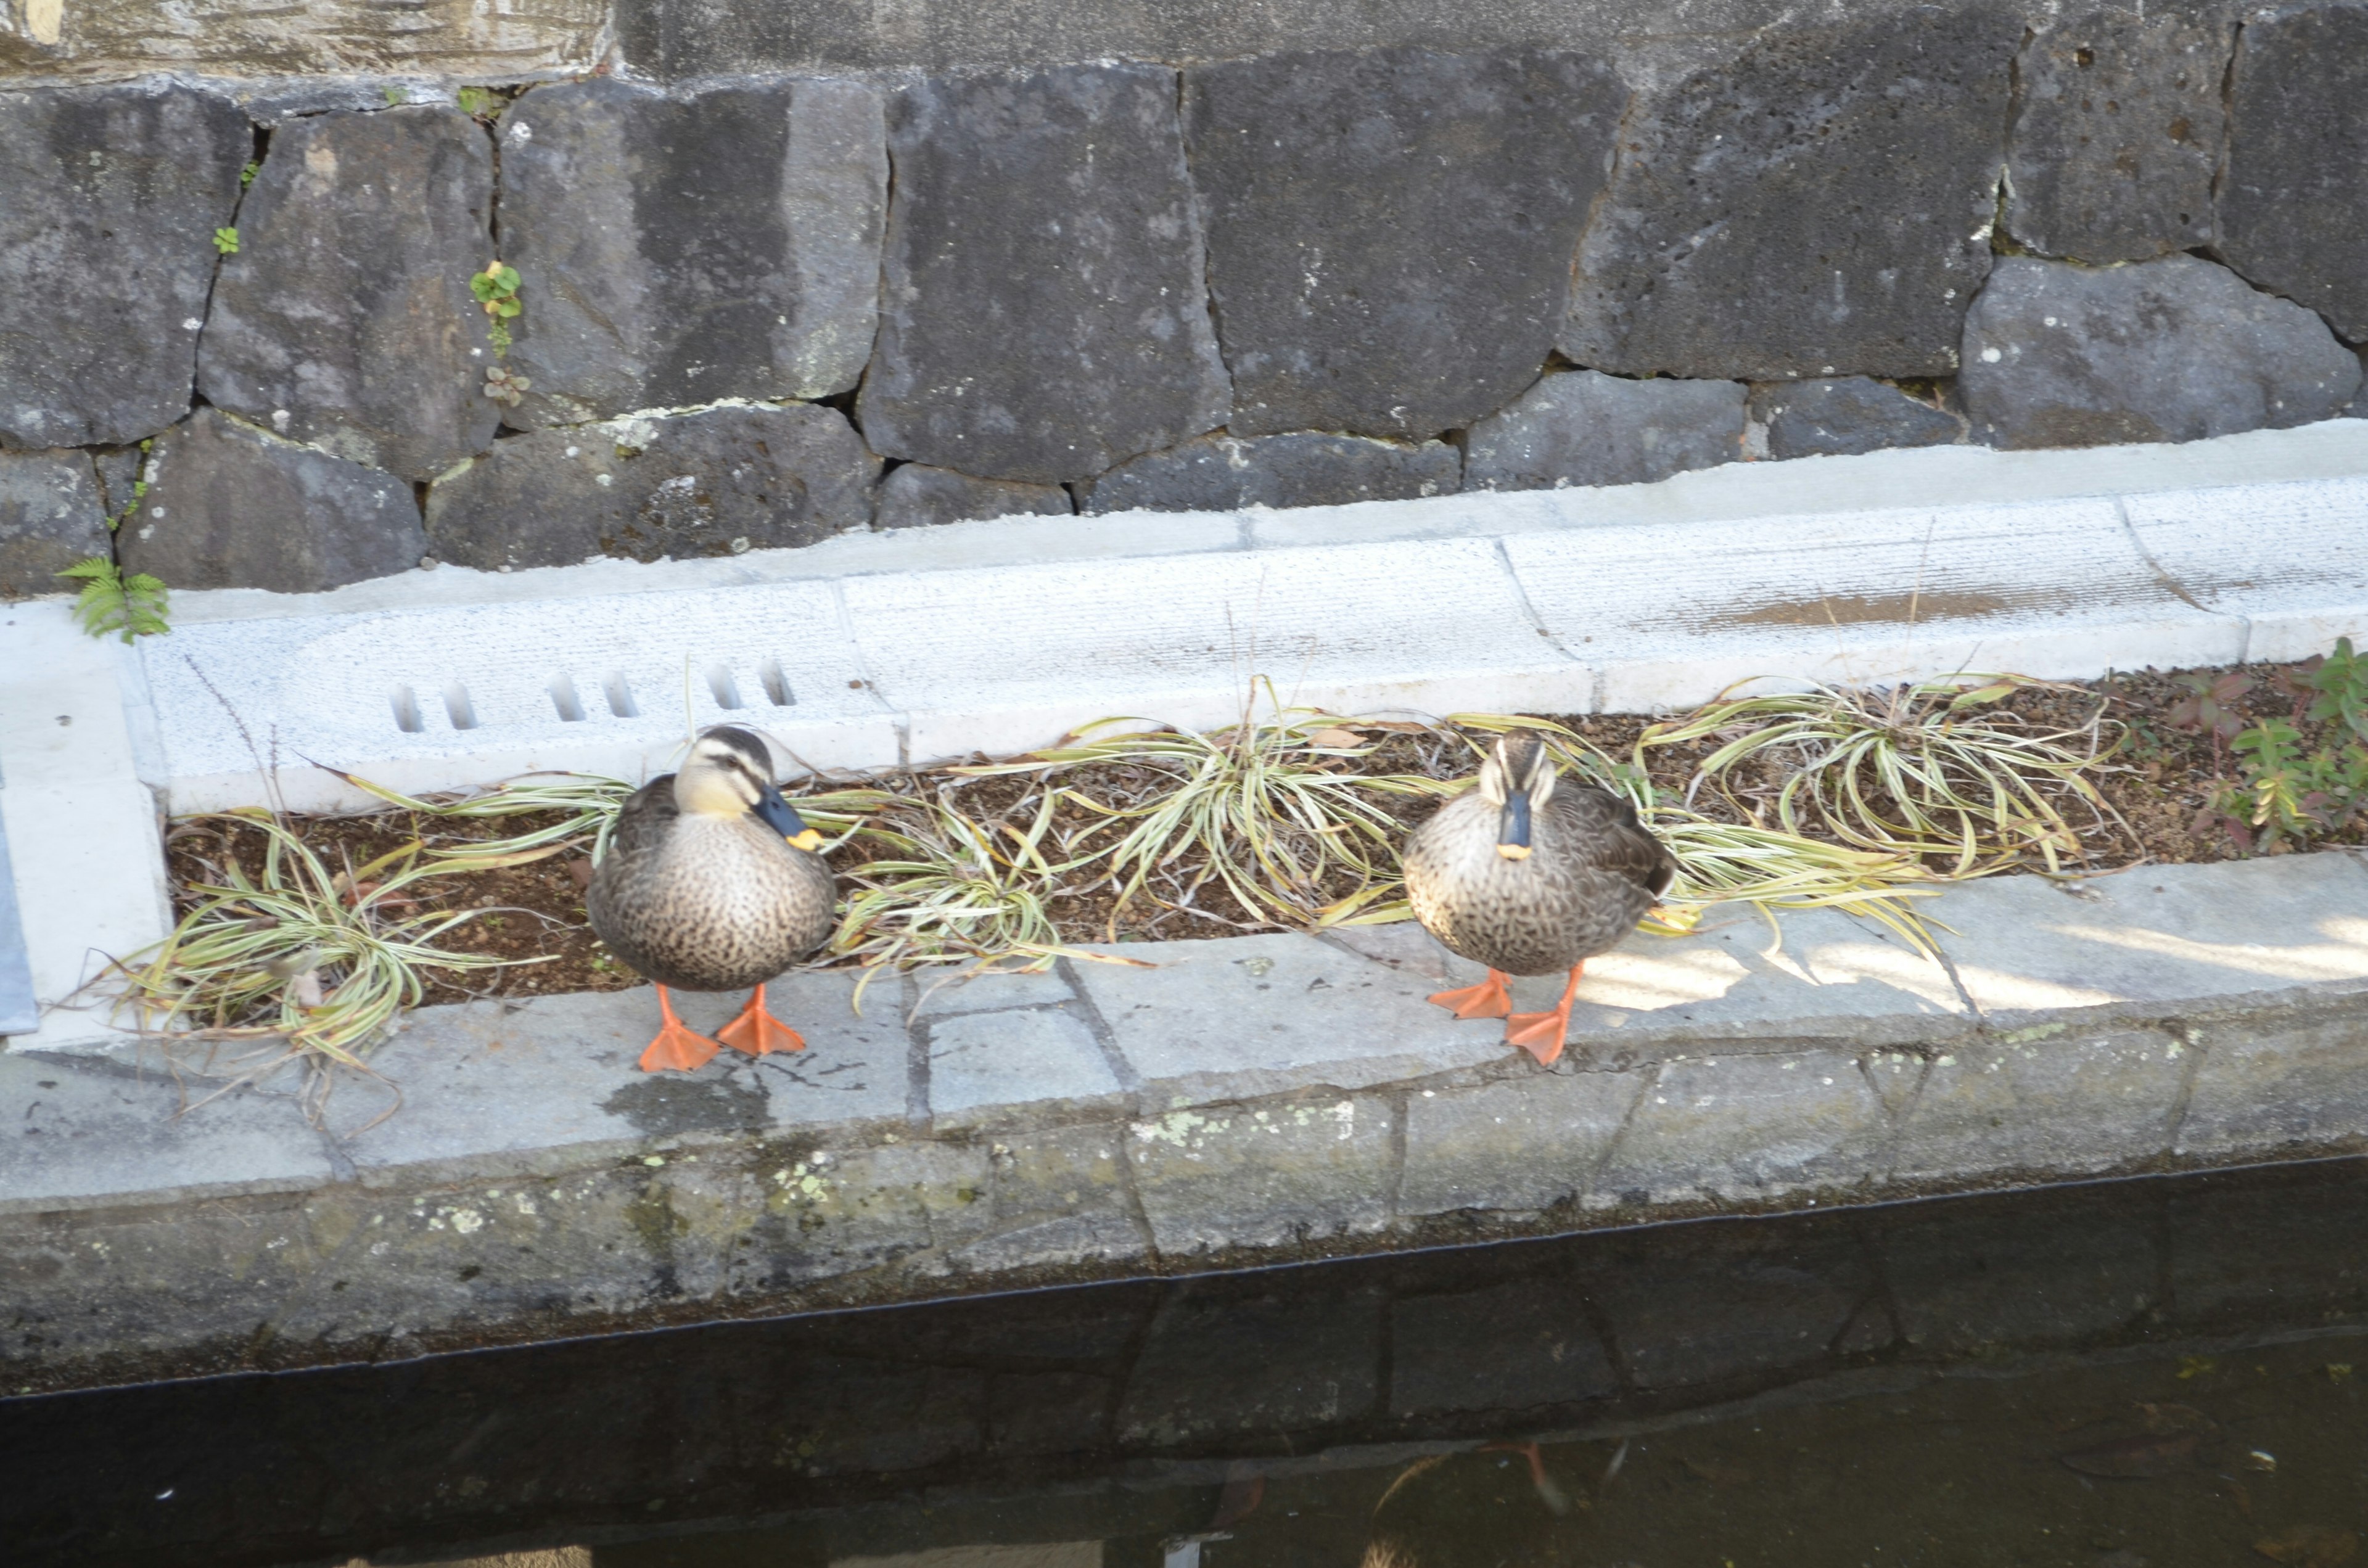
<box><xmin>1475</xmin><ymin>731</ymin><xmax>1557</xmax><ymax>861</ymax></box>
<box><xmin>673</xmin><ymin>725</ymin><xmax>825</xmax><ymax>851</ymax></box>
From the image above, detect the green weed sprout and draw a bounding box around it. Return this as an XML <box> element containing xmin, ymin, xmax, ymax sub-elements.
<box><xmin>472</xmin><ymin>260</ymin><xmax>522</xmax><ymax>355</ymax></box>
<box><xmin>212</xmin><ymin>226</ymin><xmax>239</xmax><ymax>254</ymax></box>
<box><xmin>59</xmin><ymin>556</ymin><xmax>168</xmax><ymax>642</ymax></box>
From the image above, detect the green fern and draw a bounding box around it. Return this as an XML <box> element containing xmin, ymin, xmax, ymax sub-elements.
<box><xmin>57</xmin><ymin>556</ymin><xmax>170</xmax><ymax>643</ymax></box>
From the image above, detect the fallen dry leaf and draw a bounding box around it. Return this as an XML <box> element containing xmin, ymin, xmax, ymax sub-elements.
<box><xmin>1305</xmin><ymin>727</ymin><xmax>1367</xmax><ymax>749</ymax></box>
<box><xmin>2254</xmin><ymin>1525</ymin><xmax>2359</xmax><ymax>1567</ymax></box>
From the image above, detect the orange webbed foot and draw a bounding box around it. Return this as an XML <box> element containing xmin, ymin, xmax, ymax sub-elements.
<box><xmin>1503</xmin><ymin>963</ymin><xmax>1585</xmax><ymax>1066</ymax></box>
<box><xmin>1428</xmin><ymin>968</ymin><xmax>1513</xmax><ymax>1020</ymax></box>
<box><xmin>715</xmin><ymin>982</ymin><xmax>807</xmax><ymax>1056</ymax></box>
<box><xmin>638</xmin><ymin>985</ymin><xmax>720</xmax><ymax>1073</ymax></box>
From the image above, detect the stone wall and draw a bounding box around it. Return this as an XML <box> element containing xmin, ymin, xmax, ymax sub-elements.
<box><xmin>2</xmin><ymin>1</ymin><xmax>2365</xmax><ymax>596</ymax></box>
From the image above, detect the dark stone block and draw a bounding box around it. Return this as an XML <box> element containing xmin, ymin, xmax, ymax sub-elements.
<box><xmin>89</xmin><ymin>447</ymin><xmax>144</xmax><ymax>522</ymax></box>
<box><xmin>1586</xmin><ymin>1229</ymin><xmax>1868</xmax><ymax>1390</ymax></box>
<box><xmin>858</xmin><ymin>64</ymin><xmax>1231</xmax><ymax>485</ymax></box>
<box><xmin>1184</xmin><ymin>47</ymin><xmax>1624</xmax><ymax>441</ymax></box>
<box><xmin>1883</xmin><ymin>1194</ymin><xmax>2156</xmax><ymax>1352</ymax></box>
<box><xmin>197</xmin><ymin>107</ymin><xmax>499</xmax><ymax>484</ymax></box>
<box><xmin>1116</xmin><ymin>1281</ymin><xmax>1381</xmax><ymax>1444</ymax></box>
<box><xmin>1960</xmin><ymin>255</ymin><xmax>2361</xmax><ymax>449</ymax></box>
<box><xmin>500</xmin><ymin>76</ymin><xmax>887</xmax><ymax>428</ymax></box>
<box><xmin>1560</xmin><ymin>9</ymin><xmax>2018</xmax><ymax>380</ymax></box>
<box><xmin>1464</xmin><ymin>371</ymin><xmax>1745</xmax><ymax>491</ymax></box>
<box><xmin>2218</xmin><ymin>2</ymin><xmax>2368</xmax><ymax>342</ymax></box>
<box><xmin>1390</xmin><ymin>1281</ymin><xmax>1615</xmax><ymax>1416</ymax></box>
<box><xmin>425</xmin><ymin>402</ymin><xmax>878</xmax><ymax>570</ymax></box>
<box><xmin>0</xmin><ymin>83</ymin><xmax>247</xmax><ymax>450</ymax></box>
<box><xmin>2005</xmin><ymin>9</ymin><xmax>2230</xmax><ymax>264</ymax></box>
<box><xmin>0</xmin><ymin>451</ymin><xmax>109</xmax><ymax>601</ymax></box>
<box><xmin>1080</xmin><ymin>432</ymin><xmax>1460</xmax><ymax>515</ymax></box>
<box><xmin>119</xmin><ymin>408</ymin><xmax>426</xmax><ymax>593</ymax></box>
<box><xmin>873</xmin><ymin>464</ymin><xmax>1071</xmax><ymax>530</ymax></box>
<box><xmin>1751</xmin><ymin>377</ymin><xmax>1965</xmax><ymax>460</ymax></box>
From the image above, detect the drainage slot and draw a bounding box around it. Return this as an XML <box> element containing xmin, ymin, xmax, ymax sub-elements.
<box><xmin>549</xmin><ymin>673</ymin><xmax>586</xmax><ymax>723</ymax></box>
<box><xmin>603</xmin><ymin>672</ymin><xmax>639</xmax><ymax>718</ymax></box>
<box><xmin>442</xmin><ymin>681</ymin><xmax>479</xmax><ymax>731</ymax></box>
<box><xmin>758</xmin><ymin>658</ymin><xmax>794</xmax><ymax>707</ymax></box>
<box><xmin>706</xmin><ymin>665</ymin><xmax>744</xmax><ymax>710</ymax></box>
<box><xmin>390</xmin><ymin>684</ymin><xmax>425</xmax><ymax>734</ymax></box>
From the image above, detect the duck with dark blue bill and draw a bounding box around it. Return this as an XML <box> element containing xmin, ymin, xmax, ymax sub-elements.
<box><xmin>1402</xmin><ymin>731</ymin><xmax>1675</xmax><ymax>1064</ymax></box>
<box><xmin>588</xmin><ymin>726</ymin><xmax>837</xmax><ymax>1072</ymax></box>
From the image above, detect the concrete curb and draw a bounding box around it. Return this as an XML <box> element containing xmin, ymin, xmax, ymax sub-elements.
<box><xmin>5</xmin><ymin>852</ymin><xmax>2366</xmax><ymax>1393</ymax></box>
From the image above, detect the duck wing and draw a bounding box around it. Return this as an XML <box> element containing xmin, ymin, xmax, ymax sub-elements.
<box><xmin>1550</xmin><ymin>784</ymin><xmax>1677</xmax><ymax>898</ymax></box>
<box><xmin>601</xmin><ymin>775</ymin><xmax>680</xmax><ymax>871</ymax></box>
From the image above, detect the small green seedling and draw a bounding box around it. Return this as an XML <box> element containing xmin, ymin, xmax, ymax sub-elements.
<box><xmin>471</xmin><ymin>259</ymin><xmax>522</xmax><ymax>354</ymax></box>
<box><xmin>59</xmin><ymin>556</ymin><xmax>170</xmax><ymax>642</ymax></box>
<box><xmin>456</xmin><ymin>86</ymin><xmax>503</xmax><ymax>121</ymax></box>
<box><xmin>212</xmin><ymin>226</ymin><xmax>240</xmax><ymax>255</ymax></box>
<box><xmin>240</xmin><ymin>160</ymin><xmax>259</xmax><ymax>187</ymax></box>
<box><xmin>384</xmin><ymin>84</ymin><xmax>408</xmax><ymax>105</ymax></box>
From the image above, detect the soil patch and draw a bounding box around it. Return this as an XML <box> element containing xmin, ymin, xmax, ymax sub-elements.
<box><xmin>161</xmin><ymin>660</ymin><xmax>2367</xmax><ymax>1006</ymax></box>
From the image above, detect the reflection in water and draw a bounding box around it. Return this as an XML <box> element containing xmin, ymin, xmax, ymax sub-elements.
<box><xmin>6</xmin><ymin>1159</ymin><xmax>2368</xmax><ymax>1568</ymax></box>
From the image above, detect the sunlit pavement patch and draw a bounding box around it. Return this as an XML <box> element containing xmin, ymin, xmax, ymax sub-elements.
<box><xmin>3</xmin><ymin>851</ymin><xmax>2367</xmax><ymax>1393</ymax></box>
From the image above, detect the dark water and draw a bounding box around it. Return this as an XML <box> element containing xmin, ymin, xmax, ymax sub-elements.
<box><xmin>7</xmin><ymin>1159</ymin><xmax>2368</xmax><ymax>1568</ymax></box>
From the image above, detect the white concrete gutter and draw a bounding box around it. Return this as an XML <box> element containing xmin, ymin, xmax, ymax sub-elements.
<box><xmin>4</xmin><ymin>421</ymin><xmax>2365</xmax><ymax>1052</ymax></box>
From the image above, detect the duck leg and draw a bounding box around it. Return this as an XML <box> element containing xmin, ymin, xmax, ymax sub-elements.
<box><xmin>1504</xmin><ymin>964</ymin><xmax>1585</xmax><ymax>1065</ymax></box>
<box><xmin>716</xmin><ymin>982</ymin><xmax>808</xmax><ymax>1056</ymax></box>
<box><xmin>639</xmin><ymin>984</ymin><xmax>721</xmax><ymax>1073</ymax></box>
<box><xmin>1428</xmin><ymin>967</ymin><xmax>1514</xmax><ymax>1020</ymax></box>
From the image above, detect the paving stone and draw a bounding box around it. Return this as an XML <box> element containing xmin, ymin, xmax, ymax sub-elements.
<box><xmin>927</xmin><ymin>1006</ymin><xmax>1122</xmax><ymax>1125</ymax></box>
<box><xmin>1960</xmin><ymin>255</ymin><xmax>2361</xmax><ymax>450</ymax></box>
<box><xmin>325</xmin><ymin>979</ymin><xmax>911</xmax><ymax>1178</ymax></box>
<box><xmin>858</xmin><ymin>63</ymin><xmax>1230</xmax><ymax>485</ymax></box>
<box><xmin>1559</xmin><ymin>9</ymin><xmax>2016</xmax><ymax>380</ymax></box>
<box><xmin>1882</xmin><ymin>1192</ymin><xmax>2157</xmax><ymax>1352</ymax></box>
<box><xmin>117</xmin><ymin>406</ymin><xmax>426</xmax><ymax>593</ymax></box>
<box><xmin>0</xmin><ymin>449</ymin><xmax>109</xmax><ymax>601</ymax></box>
<box><xmin>1116</xmin><ymin>1279</ymin><xmax>1382</xmax><ymax>1443</ymax></box>
<box><xmin>500</xmin><ymin>76</ymin><xmax>887</xmax><ymax>427</ymax></box>
<box><xmin>911</xmin><ymin>967</ymin><xmax>1078</xmax><ymax>1019</ymax></box>
<box><xmin>1463</xmin><ymin>371</ymin><xmax>1746</xmax><ymax>492</ymax></box>
<box><xmin>2217</xmin><ymin>1</ymin><xmax>2368</xmax><ymax>343</ymax></box>
<box><xmin>1587</xmin><ymin>1227</ymin><xmax>1870</xmax><ymax>1389</ymax></box>
<box><xmin>1079</xmin><ymin>433</ymin><xmax>1459</xmax><ymax>515</ymax></box>
<box><xmin>424</xmin><ymin>401</ymin><xmax>878</xmax><ymax>571</ymax></box>
<box><xmin>1885</xmin><ymin>1028</ymin><xmax>2189</xmax><ymax>1184</ymax></box>
<box><xmin>0</xmin><ymin>1050</ymin><xmax>331</xmax><ymax>1213</ymax></box>
<box><xmin>1389</xmin><ymin>1279</ymin><xmax>1616</xmax><ymax>1416</ymax></box>
<box><xmin>1396</xmin><ymin>1072</ymin><xmax>1643</xmax><ymax>1220</ymax></box>
<box><xmin>2005</xmin><ymin>8</ymin><xmax>2230</xmax><ymax>265</ymax></box>
<box><xmin>1075</xmin><ymin>931</ymin><xmax>1504</xmax><ymax>1103</ymax></box>
<box><xmin>1590</xmin><ymin>1050</ymin><xmax>1891</xmax><ymax>1207</ymax></box>
<box><xmin>1933</xmin><ymin>854</ymin><xmax>2368</xmax><ymax>1023</ymax></box>
<box><xmin>2174</xmin><ymin>999</ymin><xmax>2368</xmax><ymax>1160</ymax></box>
<box><xmin>951</xmin><ymin>1120</ymin><xmax>1145</xmax><ymax>1274</ymax></box>
<box><xmin>1126</xmin><ymin>1093</ymin><xmax>1396</xmax><ymax>1255</ymax></box>
<box><xmin>1184</xmin><ymin>46</ymin><xmax>1624</xmax><ymax>441</ymax></box>
<box><xmin>874</xmin><ymin>464</ymin><xmax>1072</xmax><ymax>530</ymax></box>
<box><xmin>1750</xmin><ymin>377</ymin><xmax>1964</xmax><ymax>461</ymax></box>
<box><xmin>0</xmin><ymin>83</ymin><xmax>247</xmax><ymax>450</ymax></box>
<box><xmin>197</xmin><ymin>107</ymin><xmax>499</xmax><ymax>483</ymax></box>
<box><xmin>1336</xmin><ymin>909</ymin><xmax>1968</xmax><ymax>1065</ymax></box>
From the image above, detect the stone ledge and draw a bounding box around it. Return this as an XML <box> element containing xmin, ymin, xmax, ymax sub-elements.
<box><xmin>4</xmin><ymin>852</ymin><xmax>2366</xmax><ymax>1393</ymax></box>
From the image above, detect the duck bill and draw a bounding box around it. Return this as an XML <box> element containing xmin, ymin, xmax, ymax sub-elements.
<box><xmin>1496</xmin><ymin>793</ymin><xmax>1534</xmax><ymax>861</ymax></box>
<box><xmin>755</xmin><ymin>783</ymin><xmax>825</xmax><ymax>852</ymax></box>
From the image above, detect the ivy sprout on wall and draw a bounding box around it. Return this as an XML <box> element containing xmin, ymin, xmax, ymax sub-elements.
<box><xmin>472</xmin><ymin>260</ymin><xmax>526</xmax><ymax>405</ymax></box>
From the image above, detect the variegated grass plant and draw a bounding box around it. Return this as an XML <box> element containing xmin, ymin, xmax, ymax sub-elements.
<box><xmin>953</xmin><ymin>688</ymin><xmax>1458</xmax><ymax>935</ymax></box>
<box><xmin>1638</xmin><ymin>675</ymin><xmax>2126</xmax><ymax>877</ymax></box>
<box><xmin>115</xmin><ymin>810</ymin><xmax>552</xmax><ymax>1122</ymax></box>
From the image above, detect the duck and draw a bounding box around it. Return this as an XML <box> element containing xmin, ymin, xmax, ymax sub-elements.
<box><xmin>586</xmin><ymin>724</ymin><xmax>837</xmax><ymax>1073</ymax></box>
<box><xmin>1402</xmin><ymin>730</ymin><xmax>1675</xmax><ymax>1064</ymax></box>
